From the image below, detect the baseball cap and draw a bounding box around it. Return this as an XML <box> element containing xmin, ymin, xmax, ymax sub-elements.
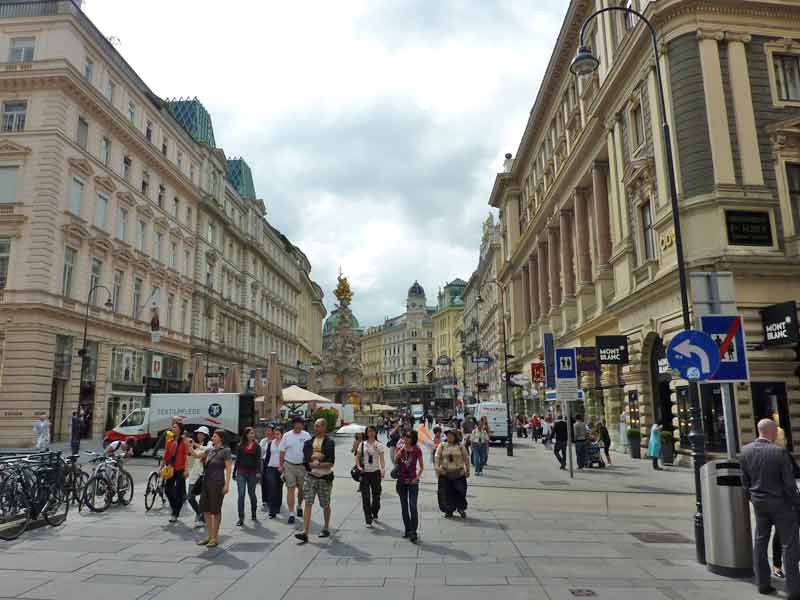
<box><xmin>196</xmin><ymin>426</ymin><xmax>210</xmax><ymax>436</ymax></box>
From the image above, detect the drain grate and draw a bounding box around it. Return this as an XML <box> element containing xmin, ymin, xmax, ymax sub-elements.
<box><xmin>629</xmin><ymin>531</ymin><xmax>692</xmax><ymax>544</ymax></box>
<box><xmin>225</xmin><ymin>542</ymin><xmax>272</xmax><ymax>552</ymax></box>
<box><xmin>539</xmin><ymin>480</ymin><xmax>570</xmax><ymax>486</ymax></box>
<box><xmin>569</xmin><ymin>590</ymin><xmax>597</xmax><ymax>597</ymax></box>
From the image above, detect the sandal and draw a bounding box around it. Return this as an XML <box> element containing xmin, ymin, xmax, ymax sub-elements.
<box><xmin>196</xmin><ymin>538</ymin><xmax>210</xmax><ymax>546</ymax></box>
<box><xmin>207</xmin><ymin>540</ymin><xmax>218</xmax><ymax>548</ymax></box>
<box><xmin>773</xmin><ymin>568</ymin><xmax>785</xmax><ymax>579</ymax></box>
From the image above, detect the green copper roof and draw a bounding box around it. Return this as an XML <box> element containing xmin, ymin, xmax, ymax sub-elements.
<box><xmin>227</xmin><ymin>158</ymin><xmax>256</xmax><ymax>199</ymax></box>
<box><xmin>323</xmin><ymin>308</ymin><xmax>360</xmax><ymax>337</ymax></box>
<box><xmin>165</xmin><ymin>97</ymin><xmax>216</xmax><ymax>148</ymax></box>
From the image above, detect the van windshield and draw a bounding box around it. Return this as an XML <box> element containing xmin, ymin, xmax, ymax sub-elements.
<box><xmin>119</xmin><ymin>409</ymin><xmax>144</xmax><ymax>427</ymax></box>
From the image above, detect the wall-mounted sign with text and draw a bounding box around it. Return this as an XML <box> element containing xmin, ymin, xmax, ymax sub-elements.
<box><xmin>725</xmin><ymin>210</ymin><xmax>773</xmax><ymax>247</ymax></box>
<box><xmin>596</xmin><ymin>335</ymin><xmax>630</xmax><ymax>365</ymax></box>
<box><xmin>762</xmin><ymin>301</ymin><xmax>800</xmax><ymax>347</ymax></box>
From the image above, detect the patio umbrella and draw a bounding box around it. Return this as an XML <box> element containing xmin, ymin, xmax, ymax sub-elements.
<box><xmin>191</xmin><ymin>355</ymin><xmax>205</xmax><ymax>393</ymax></box>
<box><xmin>253</xmin><ymin>368</ymin><xmax>266</xmax><ymax>398</ymax></box>
<box><xmin>265</xmin><ymin>352</ymin><xmax>282</xmax><ymax>420</ymax></box>
<box><xmin>226</xmin><ymin>365</ymin><xmax>242</xmax><ymax>394</ymax></box>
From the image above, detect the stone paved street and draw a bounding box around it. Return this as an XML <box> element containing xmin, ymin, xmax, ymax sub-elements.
<box><xmin>0</xmin><ymin>440</ymin><xmax>769</xmax><ymax>599</ymax></box>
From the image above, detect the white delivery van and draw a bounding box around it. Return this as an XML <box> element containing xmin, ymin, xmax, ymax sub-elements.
<box><xmin>472</xmin><ymin>402</ymin><xmax>509</xmax><ymax>443</ymax></box>
<box><xmin>105</xmin><ymin>393</ymin><xmax>253</xmax><ymax>454</ymax></box>
<box><xmin>411</xmin><ymin>404</ymin><xmax>424</xmax><ymax>421</ymax></box>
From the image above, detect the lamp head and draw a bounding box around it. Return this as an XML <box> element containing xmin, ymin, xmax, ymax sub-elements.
<box><xmin>104</xmin><ymin>297</ymin><xmax>114</xmax><ymax>309</ymax></box>
<box><xmin>570</xmin><ymin>45</ymin><xmax>600</xmax><ymax>78</ymax></box>
<box><xmin>477</xmin><ymin>295</ymin><xmax>483</xmax><ymax>304</ymax></box>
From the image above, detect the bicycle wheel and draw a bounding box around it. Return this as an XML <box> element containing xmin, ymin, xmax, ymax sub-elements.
<box><xmin>144</xmin><ymin>472</ymin><xmax>159</xmax><ymax>511</ymax></box>
<box><xmin>43</xmin><ymin>483</ymin><xmax>70</xmax><ymax>527</ymax></box>
<box><xmin>0</xmin><ymin>475</ymin><xmax>31</xmax><ymax>541</ymax></box>
<box><xmin>83</xmin><ymin>475</ymin><xmax>111</xmax><ymax>513</ymax></box>
<box><xmin>74</xmin><ymin>471</ymin><xmax>89</xmax><ymax>509</ymax></box>
<box><xmin>117</xmin><ymin>471</ymin><xmax>134</xmax><ymax>506</ymax></box>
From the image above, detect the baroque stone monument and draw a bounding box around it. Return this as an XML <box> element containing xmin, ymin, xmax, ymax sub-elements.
<box><xmin>320</xmin><ymin>271</ymin><xmax>363</xmax><ymax>405</ymax></box>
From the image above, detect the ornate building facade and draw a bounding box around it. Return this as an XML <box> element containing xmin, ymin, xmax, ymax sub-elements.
<box><xmin>489</xmin><ymin>0</ymin><xmax>800</xmax><ymax>453</ymax></box>
<box><xmin>0</xmin><ymin>2</ymin><xmax>324</xmax><ymax>446</ymax></box>
<box><xmin>432</xmin><ymin>279</ymin><xmax>466</xmax><ymax>414</ymax></box>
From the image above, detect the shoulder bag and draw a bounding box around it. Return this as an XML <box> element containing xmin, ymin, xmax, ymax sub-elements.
<box><xmin>351</xmin><ymin>442</ymin><xmax>364</xmax><ymax>482</ymax></box>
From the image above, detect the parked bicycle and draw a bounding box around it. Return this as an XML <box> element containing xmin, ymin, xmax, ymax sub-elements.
<box><xmin>143</xmin><ymin>466</ymin><xmax>167</xmax><ymax>511</ymax></box>
<box><xmin>60</xmin><ymin>454</ymin><xmax>89</xmax><ymax>511</ymax></box>
<box><xmin>82</xmin><ymin>451</ymin><xmax>134</xmax><ymax>513</ymax></box>
<box><xmin>0</xmin><ymin>451</ymin><xmax>70</xmax><ymax>541</ymax></box>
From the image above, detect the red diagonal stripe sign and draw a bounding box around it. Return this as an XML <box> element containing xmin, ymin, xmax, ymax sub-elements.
<box><xmin>717</xmin><ymin>316</ymin><xmax>741</xmax><ymax>360</ymax></box>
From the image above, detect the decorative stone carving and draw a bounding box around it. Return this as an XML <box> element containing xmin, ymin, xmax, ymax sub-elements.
<box><xmin>320</xmin><ymin>271</ymin><xmax>363</xmax><ymax>404</ymax></box>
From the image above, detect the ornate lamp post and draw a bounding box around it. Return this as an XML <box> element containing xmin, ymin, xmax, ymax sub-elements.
<box><xmin>570</xmin><ymin>6</ymin><xmax>706</xmax><ymax>563</ymax></box>
<box><xmin>78</xmin><ymin>285</ymin><xmax>114</xmax><ymax>426</ymax></box>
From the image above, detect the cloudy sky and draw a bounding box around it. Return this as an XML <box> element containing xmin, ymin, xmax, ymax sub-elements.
<box><xmin>84</xmin><ymin>0</ymin><xmax>568</xmax><ymax>326</ymax></box>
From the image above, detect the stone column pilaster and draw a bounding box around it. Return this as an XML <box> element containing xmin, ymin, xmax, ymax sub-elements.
<box><xmin>592</xmin><ymin>162</ymin><xmax>612</xmax><ymax>270</ymax></box>
<box><xmin>726</xmin><ymin>33</ymin><xmax>764</xmax><ymax>186</ymax></box>
<box><xmin>538</xmin><ymin>240</ymin><xmax>550</xmax><ymax>315</ymax></box>
<box><xmin>560</xmin><ymin>209</ymin><xmax>575</xmax><ymax>298</ymax></box>
<box><xmin>547</xmin><ymin>225</ymin><xmax>562</xmax><ymax>309</ymax></box>
<box><xmin>528</xmin><ymin>254</ymin><xmax>540</xmax><ymax>322</ymax></box>
<box><xmin>574</xmin><ymin>188</ymin><xmax>592</xmax><ymax>284</ymax></box>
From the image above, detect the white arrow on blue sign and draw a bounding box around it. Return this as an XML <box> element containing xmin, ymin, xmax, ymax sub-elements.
<box><xmin>667</xmin><ymin>330</ymin><xmax>721</xmax><ymax>381</ymax></box>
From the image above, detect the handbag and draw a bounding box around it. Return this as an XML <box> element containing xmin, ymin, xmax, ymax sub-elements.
<box><xmin>160</xmin><ymin>440</ymin><xmax>178</xmax><ymax>480</ymax></box>
<box><xmin>191</xmin><ymin>475</ymin><xmax>203</xmax><ymax>496</ymax></box>
<box><xmin>351</xmin><ymin>441</ymin><xmax>365</xmax><ymax>482</ymax></box>
<box><xmin>390</xmin><ymin>465</ymin><xmax>400</xmax><ymax>480</ymax></box>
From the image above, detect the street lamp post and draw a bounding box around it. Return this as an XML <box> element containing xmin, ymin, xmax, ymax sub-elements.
<box><xmin>78</xmin><ymin>285</ymin><xmax>114</xmax><ymax>423</ymax></box>
<box><xmin>571</xmin><ymin>6</ymin><xmax>706</xmax><ymax>563</ymax></box>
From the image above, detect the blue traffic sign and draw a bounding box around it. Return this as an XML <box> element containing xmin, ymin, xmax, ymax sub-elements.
<box><xmin>555</xmin><ymin>348</ymin><xmax>577</xmax><ymax>381</ymax></box>
<box><xmin>667</xmin><ymin>330</ymin><xmax>721</xmax><ymax>381</ymax></box>
<box><xmin>699</xmin><ymin>314</ymin><xmax>750</xmax><ymax>383</ymax></box>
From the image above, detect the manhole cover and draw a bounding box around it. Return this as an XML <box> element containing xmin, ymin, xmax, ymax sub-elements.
<box><xmin>630</xmin><ymin>532</ymin><xmax>691</xmax><ymax>544</ymax></box>
<box><xmin>226</xmin><ymin>542</ymin><xmax>271</xmax><ymax>552</ymax></box>
<box><xmin>569</xmin><ymin>590</ymin><xmax>597</xmax><ymax>597</ymax></box>
<box><xmin>539</xmin><ymin>480</ymin><xmax>569</xmax><ymax>486</ymax></box>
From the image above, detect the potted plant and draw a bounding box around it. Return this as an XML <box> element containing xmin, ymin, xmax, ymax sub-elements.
<box><xmin>660</xmin><ymin>430</ymin><xmax>675</xmax><ymax>465</ymax></box>
<box><xmin>627</xmin><ymin>427</ymin><xmax>642</xmax><ymax>459</ymax></box>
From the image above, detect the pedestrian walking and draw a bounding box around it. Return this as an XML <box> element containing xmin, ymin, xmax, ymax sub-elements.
<box><xmin>740</xmin><ymin>419</ymin><xmax>800</xmax><ymax>597</ymax></box>
<box><xmin>259</xmin><ymin>425</ymin><xmax>274</xmax><ymax>512</ymax></box>
<box><xmin>541</xmin><ymin>416</ymin><xmax>552</xmax><ymax>449</ymax></box>
<box><xmin>516</xmin><ymin>414</ymin><xmax>527</xmax><ymax>439</ymax></box>
<box><xmin>530</xmin><ymin>415</ymin><xmax>541</xmax><ymax>445</ymax></box>
<box><xmin>395</xmin><ymin>430</ymin><xmax>424</xmax><ymax>543</ymax></box>
<box><xmin>647</xmin><ymin>424</ymin><xmax>663</xmax><ymax>470</ymax></box>
<box><xmin>69</xmin><ymin>411</ymin><xmax>82</xmax><ymax>455</ymax></box>
<box><xmin>186</xmin><ymin>426</ymin><xmax>210</xmax><ymax>528</ymax></box>
<box><xmin>263</xmin><ymin>427</ymin><xmax>283</xmax><ymax>518</ymax></box>
<box><xmin>295</xmin><ymin>418</ymin><xmax>336</xmax><ymax>544</ymax></box>
<box><xmin>279</xmin><ymin>415</ymin><xmax>311</xmax><ymax>525</ymax></box>
<box><xmin>33</xmin><ymin>414</ymin><xmax>50</xmax><ymax>451</ymax></box>
<box><xmin>597</xmin><ymin>421</ymin><xmax>612</xmax><ymax>465</ymax></box>
<box><xmin>431</xmin><ymin>426</ymin><xmax>443</xmax><ymax>464</ymax></box>
<box><xmin>435</xmin><ymin>429</ymin><xmax>469</xmax><ymax>518</ymax></box>
<box><xmin>195</xmin><ymin>430</ymin><xmax>233</xmax><ymax>548</ymax></box>
<box><xmin>352</xmin><ymin>431</ymin><xmax>365</xmax><ymax>456</ymax></box>
<box><xmin>162</xmin><ymin>420</ymin><xmax>189</xmax><ymax>523</ymax></box>
<box><xmin>573</xmin><ymin>415</ymin><xmax>588</xmax><ymax>469</ymax></box>
<box><xmin>235</xmin><ymin>427</ymin><xmax>260</xmax><ymax>526</ymax></box>
<box><xmin>355</xmin><ymin>425</ymin><xmax>384</xmax><ymax>527</ymax></box>
<box><xmin>553</xmin><ymin>416</ymin><xmax>568</xmax><ymax>469</ymax></box>
<box><xmin>471</xmin><ymin>421</ymin><xmax>489</xmax><ymax>475</ymax></box>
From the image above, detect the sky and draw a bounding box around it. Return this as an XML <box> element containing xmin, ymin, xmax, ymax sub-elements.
<box><xmin>83</xmin><ymin>0</ymin><xmax>568</xmax><ymax>327</ymax></box>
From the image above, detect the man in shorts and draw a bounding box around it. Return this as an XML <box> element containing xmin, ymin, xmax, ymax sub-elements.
<box><xmin>295</xmin><ymin>418</ymin><xmax>335</xmax><ymax>544</ymax></box>
<box><xmin>279</xmin><ymin>415</ymin><xmax>311</xmax><ymax>525</ymax></box>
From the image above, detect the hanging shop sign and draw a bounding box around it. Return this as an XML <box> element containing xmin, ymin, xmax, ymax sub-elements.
<box><xmin>725</xmin><ymin>210</ymin><xmax>773</xmax><ymax>247</ymax></box>
<box><xmin>596</xmin><ymin>335</ymin><xmax>629</xmax><ymax>365</ymax></box>
<box><xmin>543</xmin><ymin>332</ymin><xmax>556</xmax><ymax>389</ymax></box>
<box><xmin>576</xmin><ymin>347</ymin><xmax>598</xmax><ymax>372</ymax></box>
<box><xmin>151</xmin><ymin>354</ymin><xmax>163</xmax><ymax>380</ymax></box>
<box><xmin>761</xmin><ymin>301</ymin><xmax>800</xmax><ymax>347</ymax></box>
<box><xmin>531</xmin><ymin>362</ymin><xmax>545</xmax><ymax>384</ymax></box>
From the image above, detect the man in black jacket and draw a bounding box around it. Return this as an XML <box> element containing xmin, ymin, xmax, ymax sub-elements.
<box><xmin>295</xmin><ymin>418</ymin><xmax>335</xmax><ymax>544</ymax></box>
<box><xmin>553</xmin><ymin>416</ymin><xmax>568</xmax><ymax>470</ymax></box>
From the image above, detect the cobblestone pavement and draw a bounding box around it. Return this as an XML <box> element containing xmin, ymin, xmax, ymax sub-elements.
<box><xmin>0</xmin><ymin>439</ymin><xmax>768</xmax><ymax>600</ymax></box>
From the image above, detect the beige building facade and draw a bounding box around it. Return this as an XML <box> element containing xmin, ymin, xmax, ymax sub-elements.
<box><xmin>432</xmin><ymin>279</ymin><xmax>465</xmax><ymax>414</ymax></box>
<box><xmin>0</xmin><ymin>2</ymin><xmax>324</xmax><ymax>446</ymax></box>
<box><xmin>361</xmin><ymin>325</ymin><xmax>385</xmax><ymax>406</ymax></box>
<box><xmin>490</xmin><ymin>0</ymin><xmax>800</xmax><ymax>454</ymax></box>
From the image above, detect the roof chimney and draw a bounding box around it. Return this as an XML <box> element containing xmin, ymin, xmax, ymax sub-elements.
<box><xmin>503</xmin><ymin>153</ymin><xmax>514</xmax><ymax>173</ymax></box>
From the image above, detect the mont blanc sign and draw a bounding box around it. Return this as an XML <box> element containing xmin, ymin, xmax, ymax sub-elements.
<box><xmin>762</xmin><ymin>301</ymin><xmax>799</xmax><ymax>346</ymax></box>
<box><xmin>596</xmin><ymin>336</ymin><xmax>629</xmax><ymax>365</ymax></box>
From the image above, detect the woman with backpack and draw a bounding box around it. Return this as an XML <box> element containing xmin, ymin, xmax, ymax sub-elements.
<box><xmin>435</xmin><ymin>429</ymin><xmax>470</xmax><ymax>518</ymax></box>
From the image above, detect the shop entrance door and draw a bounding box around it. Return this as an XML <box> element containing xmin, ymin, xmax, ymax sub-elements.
<box><xmin>752</xmin><ymin>382</ymin><xmax>791</xmax><ymax>451</ymax></box>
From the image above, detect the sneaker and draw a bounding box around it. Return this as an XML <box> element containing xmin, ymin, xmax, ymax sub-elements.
<box><xmin>295</xmin><ymin>533</ymin><xmax>309</xmax><ymax>544</ymax></box>
<box><xmin>296</xmin><ymin>507</ymin><xmax>303</xmax><ymax>518</ymax></box>
<box><xmin>252</xmin><ymin>513</ymin><xmax>257</xmax><ymax>521</ymax></box>
<box><xmin>458</xmin><ymin>510</ymin><xmax>466</xmax><ymax>519</ymax></box>
<box><xmin>372</xmin><ymin>514</ymin><xmax>379</xmax><ymax>522</ymax></box>
<box><xmin>366</xmin><ymin>522</ymin><xmax>373</xmax><ymax>528</ymax></box>
<box><xmin>168</xmin><ymin>516</ymin><xmax>177</xmax><ymax>523</ymax></box>
<box><xmin>319</xmin><ymin>529</ymin><xmax>330</xmax><ymax>538</ymax></box>
<box><xmin>261</xmin><ymin>503</ymin><xmax>268</xmax><ymax>512</ymax></box>
<box><xmin>236</xmin><ymin>518</ymin><xmax>244</xmax><ymax>526</ymax></box>
<box><xmin>288</xmin><ymin>515</ymin><xmax>296</xmax><ymax>525</ymax></box>
<box><xmin>409</xmin><ymin>533</ymin><xmax>418</xmax><ymax>543</ymax></box>
<box><xmin>402</xmin><ymin>531</ymin><xmax>410</xmax><ymax>539</ymax></box>
<box><xmin>269</xmin><ymin>513</ymin><xmax>276</xmax><ymax>519</ymax></box>
<box><xmin>444</xmin><ymin>513</ymin><xmax>453</xmax><ymax>518</ymax></box>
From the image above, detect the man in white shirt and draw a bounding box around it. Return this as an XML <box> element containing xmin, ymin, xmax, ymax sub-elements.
<box><xmin>279</xmin><ymin>416</ymin><xmax>311</xmax><ymax>524</ymax></box>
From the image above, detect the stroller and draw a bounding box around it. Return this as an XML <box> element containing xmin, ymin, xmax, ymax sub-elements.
<box><xmin>587</xmin><ymin>439</ymin><xmax>606</xmax><ymax>468</ymax></box>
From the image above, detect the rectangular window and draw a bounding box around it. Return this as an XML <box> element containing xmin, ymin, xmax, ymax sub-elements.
<box><xmin>157</xmin><ymin>184</ymin><xmax>165</xmax><ymax>208</ymax></box>
<box><xmin>136</xmin><ymin>220</ymin><xmax>145</xmax><ymax>252</ymax></box>
<box><xmin>180</xmin><ymin>299</ymin><xmax>188</xmax><ymax>333</ymax></box>
<box><xmin>207</xmin><ymin>222</ymin><xmax>215</xmax><ymax>244</ymax></box>
<box><xmin>94</xmin><ymin>194</ymin><xmax>108</xmax><ymax>230</ymax></box>
<box><xmin>154</xmin><ymin>232</ymin><xmax>162</xmax><ymax>261</ymax></box>
<box><xmin>141</xmin><ymin>171</ymin><xmax>150</xmax><ymax>197</ymax></box>
<box><xmin>69</xmin><ymin>178</ymin><xmax>83</xmax><ymax>215</ymax></box>
<box><xmin>2</xmin><ymin>100</ymin><xmax>27</xmax><ymax>132</ymax></box>
<box><xmin>122</xmin><ymin>155</ymin><xmax>131</xmax><ymax>181</ymax></box>
<box><xmin>100</xmin><ymin>137</ymin><xmax>111</xmax><ymax>166</ymax></box>
<box><xmin>172</xmin><ymin>197</ymin><xmax>179</xmax><ymax>219</ymax></box>
<box><xmin>0</xmin><ymin>166</ymin><xmax>18</xmax><ymax>205</ymax></box>
<box><xmin>9</xmin><ymin>38</ymin><xmax>34</xmax><ymax>63</ymax></box>
<box><xmin>177</xmin><ymin>151</ymin><xmax>183</xmax><ymax>170</ymax></box>
<box><xmin>145</xmin><ymin>121</ymin><xmax>153</xmax><ymax>142</ymax></box>
<box><xmin>62</xmin><ymin>246</ymin><xmax>75</xmax><ymax>297</ymax></box>
<box><xmin>84</xmin><ymin>57</ymin><xmax>93</xmax><ymax>82</ymax></box>
<box><xmin>77</xmin><ymin>116</ymin><xmax>88</xmax><ymax>149</ymax></box>
<box><xmin>0</xmin><ymin>239</ymin><xmax>9</xmax><ymax>289</ymax></box>
<box><xmin>186</xmin><ymin>206</ymin><xmax>192</xmax><ymax>227</ymax></box>
<box><xmin>184</xmin><ymin>250</ymin><xmax>191</xmax><ymax>277</ymax></box>
<box><xmin>128</xmin><ymin>101</ymin><xmax>136</xmax><ymax>123</ymax></box>
<box><xmin>105</xmin><ymin>79</ymin><xmax>116</xmax><ymax>104</ymax></box>
<box><xmin>641</xmin><ymin>201</ymin><xmax>655</xmax><ymax>261</ymax></box>
<box><xmin>167</xmin><ymin>293</ymin><xmax>175</xmax><ymax>329</ymax></box>
<box><xmin>206</xmin><ymin>259</ymin><xmax>214</xmax><ymax>289</ymax></box>
<box><xmin>132</xmin><ymin>277</ymin><xmax>142</xmax><ymax>319</ymax></box>
<box><xmin>112</xmin><ymin>269</ymin><xmax>122</xmax><ymax>312</ymax></box>
<box><xmin>775</xmin><ymin>54</ymin><xmax>800</xmax><ymax>102</ymax></box>
<box><xmin>787</xmin><ymin>164</ymin><xmax>800</xmax><ymax>232</ymax></box>
<box><xmin>170</xmin><ymin>241</ymin><xmax>177</xmax><ymax>270</ymax></box>
<box><xmin>89</xmin><ymin>257</ymin><xmax>102</xmax><ymax>304</ymax></box>
<box><xmin>632</xmin><ymin>104</ymin><xmax>644</xmax><ymax>149</ymax></box>
<box><xmin>116</xmin><ymin>206</ymin><xmax>127</xmax><ymax>241</ymax></box>
<box><xmin>162</xmin><ymin>137</ymin><xmax>168</xmax><ymax>156</ymax></box>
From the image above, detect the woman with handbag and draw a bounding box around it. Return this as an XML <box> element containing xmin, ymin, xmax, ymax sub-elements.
<box><xmin>435</xmin><ymin>429</ymin><xmax>470</xmax><ymax>518</ymax></box>
<box><xmin>162</xmin><ymin>421</ymin><xmax>189</xmax><ymax>523</ymax></box>
<box><xmin>194</xmin><ymin>429</ymin><xmax>232</xmax><ymax>548</ymax></box>
<box><xmin>186</xmin><ymin>426</ymin><xmax>210</xmax><ymax>528</ymax></box>
<box><xmin>235</xmin><ymin>427</ymin><xmax>260</xmax><ymax>526</ymax></box>
<box><xmin>394</xmin><ymin>430</ymin><xmax>423</xmax><ymax>543</ymax></box>
<box><xmin>355</xmin><ymin>425</ymin><xmax>385</xmax><ymax>527</ymax></box>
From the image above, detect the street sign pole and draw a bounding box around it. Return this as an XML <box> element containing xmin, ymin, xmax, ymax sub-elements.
<box><xmin>556</xmin><ymin>347</ymin><xmax>578</xmax><ymax>479</ymax></box>
<box><xmin>565</xmin><ymin>396</ymin><xmax>574</xmax><ymax>479</ymax></box>
<box><xmin>720</xmin><ymin>384</ymin><xmax>736</xmax><ymax>459</ymax></box>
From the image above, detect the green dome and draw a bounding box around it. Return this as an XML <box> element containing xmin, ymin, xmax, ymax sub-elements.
<box><xmin>323</xmin><ymin>308</ymin><xmax>360</xmax><ymax>337</ymax></box>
